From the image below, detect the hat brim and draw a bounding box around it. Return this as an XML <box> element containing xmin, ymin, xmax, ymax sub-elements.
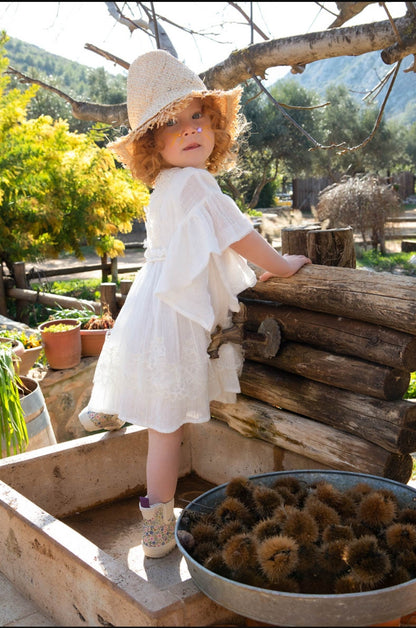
<box><xmin>108</xmin><ymin>86</ymin><xmax>242</xmax><ymax>166</ymax></box>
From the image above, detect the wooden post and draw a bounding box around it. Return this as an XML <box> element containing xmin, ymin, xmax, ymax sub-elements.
<box><xmin>281</xmin><ymin>225</ymin><xmax>321</xmax><ymax>255</ymax></box>
<box><xmin>100</xmin><ymin>283</ymin><xmax>118</xmax><ymax>318</ymax></box>
<box><xmin>13</xmin><ymin>262</ymin><xmax>30</xmax><ymax>323</ymax></box>
<box><xmin>0</xmin><ymin>263</ymin><xmax>7</xmax><ymax>316</ymax></box>
<box><xmin>101</xmin><ymin>254</ymin><xmax>109</xmax><ymax>283</ymax></box>
<box><xmin>110</xmin><ymin>258</ymin><xmax>118</xmax><ymax>284</ymax></box>
<box><xmin>307</xmin><ymin>226</ymin><xmax>356</xmax><ymax>267</ymax></box>
<box><xmin>119</xmin><ymin>279</ymin><xmax>133</xmax><ymax>297</ymax></box>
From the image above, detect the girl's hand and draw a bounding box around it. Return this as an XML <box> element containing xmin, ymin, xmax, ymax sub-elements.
<box><xmin>259</xmin><ymin>254</ymin><xmax>311</xmax><ymax>282</ymax></box>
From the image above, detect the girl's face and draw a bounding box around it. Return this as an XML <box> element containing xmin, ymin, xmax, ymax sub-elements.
<box><xmin>155</xmin><ymin>98</ymin><xmax>215</xmax><ymax>169</ymax></box>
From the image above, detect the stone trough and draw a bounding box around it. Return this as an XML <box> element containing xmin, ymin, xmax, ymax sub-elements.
<box><xmin>0</xmin><ymin>420</ymin><xmax>282</xmax><ymax>626</ymax></box>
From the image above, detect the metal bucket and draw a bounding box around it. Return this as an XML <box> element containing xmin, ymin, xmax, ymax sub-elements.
<box><xmin>175</xmin><ymin>470</ymin><xmax>416</xmax><ymax>627</ymax></box>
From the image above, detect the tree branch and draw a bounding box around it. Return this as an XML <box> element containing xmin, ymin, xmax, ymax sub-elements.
<box><xmin>201</xmin><ymin>15</ymin><xmax>416</xmax><ymax>89</ymax></box>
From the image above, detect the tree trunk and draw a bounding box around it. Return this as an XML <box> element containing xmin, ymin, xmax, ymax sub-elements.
<box><xmin>307</xmin><ymin>227</ymin><xmax>356</xmax><ymax>267</ymax></box>
<box><xmin>250</xmin><ymin>341</ymin><xmax>410</xmax><ymax>401</ymax></box>
<box><xmin>281</xmin><ymin>225</ymin><xmax>321</xmax><ymax>255</ymax></box>
<box><xmin>240</xmin><ymin>361</ymin><xmax>416</xmax><ymax>454</ymax></box>
<box><xmin>210</xmin><ymin>396</ymin><xmax>413</xmax><ymax>484</ymax></box>
<box><xmin>242</xmin><ymin>265</ymin><xmax>416</xmax><ymax>335</ymax></box>
<box><xmin>241</xmin><ymin>300</ymin><xmax>416</xmax><ymax>371</ymax></box>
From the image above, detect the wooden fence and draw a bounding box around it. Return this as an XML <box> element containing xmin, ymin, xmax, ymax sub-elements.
<box><xmin>292</xmin><ymin>171</ymin><xmax>415</xmax><ymax>210</ymax></box>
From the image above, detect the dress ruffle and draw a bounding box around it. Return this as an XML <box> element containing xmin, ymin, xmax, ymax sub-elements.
<box><xmin>155</xmin><ymin>188</ymin><xmax>256</xmax><ymax>331</ymax></box>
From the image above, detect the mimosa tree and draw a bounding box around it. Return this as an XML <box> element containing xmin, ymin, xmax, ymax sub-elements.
<box><xmin>0</xmin><ymin>35</ymin><xmax>149</xmax><ymax>276</ymax></box>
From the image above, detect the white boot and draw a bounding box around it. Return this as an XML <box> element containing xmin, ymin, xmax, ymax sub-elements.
<box><xmin>78</xmin><ymin>407</ymin><xmax>125</xmax><ymax>432</ymax></box>
<box><xmin>139</xmin><ymin>496</ymin><xmax>176</xmax><ymax>558</ymax></box>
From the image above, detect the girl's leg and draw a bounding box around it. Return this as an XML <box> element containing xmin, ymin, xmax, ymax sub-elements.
<box><xmin>139</xmin><ymin>426</ymin><xmax>183</xmax><ymax>558</ymax></box>
<box><xmin>146</xmin><ymin>427</ymin><xmax>184</xmax><ymax>504</ymax></box>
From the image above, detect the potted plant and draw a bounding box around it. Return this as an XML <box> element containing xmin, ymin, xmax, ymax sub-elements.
<box><xmin>0</xmin><ymin>325</ymin><xmax>43</xmax><ymax>375</ymax></box>
<box><xmin>0</xmin><ymin>341</ymin><xmax>56</xmax><ymax>457</ymax></box>
<box><xmin>38</xmin><ymin>319</ymin><xmax>82</xmax><ymax>370</ymax></box>
<box><xmin>0</xmin><ymin>341</ymin><xmax>29</xmax><ymax>457</ymax></box>
<box><xmin>45</xmin><ymin>304</ymin><xmax>115</xmax><ymax>357</ymax></box>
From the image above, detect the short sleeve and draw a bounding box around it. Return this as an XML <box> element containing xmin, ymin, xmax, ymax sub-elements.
<box><xmin>155</xmin><ymin>168</ymin><xmax>256</xmax><ymax>330</ymax></box>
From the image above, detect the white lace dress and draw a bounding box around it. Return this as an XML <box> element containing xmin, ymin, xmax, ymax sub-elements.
<box><xmin>87</xmin><ymin>166</ymin><xmax>257</xmax><ymax>432</ymax></box>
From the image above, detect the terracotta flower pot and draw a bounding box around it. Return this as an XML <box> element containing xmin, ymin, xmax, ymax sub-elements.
<box><xmin>17</xmin><ymin>345</ymin><xmax>43</xmax><ymax>375</ymax></box>
<box><xmin>38</xmin><ymin>319</ymin><xmax>81</xmax><ymax>370</ymax></box>
<box><xmin>80</xmin><ymin>328</ymin><xmax>109</xmax><ymax>357</ymax></box>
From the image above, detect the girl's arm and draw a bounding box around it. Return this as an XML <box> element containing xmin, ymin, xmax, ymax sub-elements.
<box><xmin>230</xmin><ymin>229</ymin><xmax>311</xmax><ymax>281</ymax></box>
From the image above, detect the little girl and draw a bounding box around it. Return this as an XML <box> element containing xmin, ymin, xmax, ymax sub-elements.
<box><xmin>79</xmin><ymin>49</ymin><xmax>310</xmax><ymax>558</ymax></box>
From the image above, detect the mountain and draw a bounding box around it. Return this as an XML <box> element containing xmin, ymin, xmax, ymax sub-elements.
<box><xmin>4</xmin><ymin>37</ymin><xmax>126</xmax><ymax>102</ymax></box>
<box><xmin>275</xmin><ymin>51</ymin><xmax>416</xmax><ymax>126</ymax></box>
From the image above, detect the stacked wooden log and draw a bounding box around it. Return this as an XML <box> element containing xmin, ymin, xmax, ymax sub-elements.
<box><xmin>210</xmin><ymin>263</ymin><xmax>416</xmax><ymax>484</ymax></box>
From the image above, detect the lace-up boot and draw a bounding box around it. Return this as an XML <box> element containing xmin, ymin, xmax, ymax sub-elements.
<box><xmin>139</xmin><ymin>496</ymin><xmax>176</xmax><ymax>558</ymax></box>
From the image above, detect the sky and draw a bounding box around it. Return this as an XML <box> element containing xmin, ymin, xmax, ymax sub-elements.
<box><xmin>0</xmin><ymin>1</ymin><xmax>408</xmax><ymax>84</ymax></box>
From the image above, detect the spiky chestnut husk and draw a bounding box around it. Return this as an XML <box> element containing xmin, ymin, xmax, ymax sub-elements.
<box><xmin>297</xmin><ymin>568</ymin><xmax>335</xmax><ymax>595</ymax></box>
<box><xmin>398</xmin><ymin>508</ymin><xmax>416</xmax><ymax>526</ymax></box>
<box><xmin>218</xmin><ymin>520</ymin><xmax>246</xmax><ymax>545</ymax></box>
<box><xmin>320</xmin><ymin>539</ymin><xmax>349</xmax><ymax>575</ymax></box>
<box><xmin>252</xmin><ymin>518</ymin><xmax>284</xmax><ymax>542</ymax></box>
<box><xmin>203</xmin><ymin>551</ymin><xmax>233</xmax><ymax>578</ymax></box>
<box><xmin>304</xmin><ymin>495</ymin><xmax>340</xmax><ymax>531</ymax></box>
<box><xmin>322</xmin><ymin>523</ymin><xmax>354</xmax><ymax>543</ymax></box>
<box><xmin>222</xmin><ymin>532</ymin><xmax>259</xmax><ymax>571</ymax></box>
<box><xmin>343</xmin><ymin>535</ymin><xmax>391</xmax><ymax>586</ymax></box>
<box><xmin>180</xmin><ymin>509</ymin><xmax>206</xmax><ymax>529</ymax></box>
<box><xmin>313</xmin><ymin>481</ymin><xmax>357</xmax><ymax>519</ymax></box>
<box><xmin>396</xmin><ymin>549</ymin><xmax>416</xmax><ymax>576</ymax></box>
<box><xmin>268</xmin><ymin>576</ymin><xmax>300</xmax><ymax>593</ymax></box>
<box><xmin>385</xmin><ymin>522</ymin><xmax>416</xmax><ymax>552</ymax></box>
<box><xmin>225</xmin><ymin>476</ymin><xmax>256</xmax><ymax>509</ymax></box>
<box><xmin>283</xmin><ymin>508</ymin><xmax>319</xmax><ymax>546</ymax></box>
<box><xmin>215</xmin><ymin>496</ymin><xmax>254</xmax><ymax>527</ymax></box>
<box><xmin>358</xmin><ymin>491</ymin><xmax>397</xmax><ymax>528</ymax></box>
<box><xmin>252</xmin><ymin>484</ymin><xmax>283</xmax><ymax>519</ymax></box>
<box><xmin>296</xmin><ymin>543</ymin><xmax>322</xmax><ymax>574</ymax></box>
<box><xmin>271</xmin><ymin>476</ymin><xmax>304</xmax><ymax>495</ymax></box>
<box><xmin>273</xmin><ymin>504</ymin><xmax>299</xmax><ymax>525</ymax></box>
<box><xmin>231</xmin><ymin>566</ymin><xmax>270</xmax><ymax>588</ymax></box>
<box><xmin>273</xmin><ymin>485</ymin><xmax>300</xmax><ymax>507</ymax></box>
<box><xmin>191</xmin><ymin>539</ymin><xmax>219</xmax><ymax>563</ymax></box>
<box><xmin>257</xmin><ymin>535</ymin><xmax>299</xmax><ymax>581</ymax></box>
<box><xmin>345</xmin><ymin>482</ymin><xmax>373</xmax><ymax>503</ymax></box>
<box><xmin>334</xmin><ymin>574</ymin><xmax>367</xmax><ymax>594</ymax></box>
<box><xmin>379</xmin><ymin>565</ymin><xmax>411</xmax><ymax>588</ymax></box>
<box><xmin>190</xmin><ymin>522</ymin><xmax>218</xmax><ymax>544</ymax></box>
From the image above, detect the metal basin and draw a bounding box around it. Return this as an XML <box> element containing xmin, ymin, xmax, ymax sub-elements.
<box><xmin>175</xmin><ymin>470</ymin><xmax>416</xmax><ymax>627</ymax></box>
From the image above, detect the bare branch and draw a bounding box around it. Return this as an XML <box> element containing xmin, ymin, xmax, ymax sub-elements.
<box><xmin>329</xmin><ymin>2</ymin><xmax>374</xmax><ymax>28</ymax></box>
<box><xmin>336</xmin><ymin>61</ymin><xmax>402</xmax><ymax>154</ymax></box>
<box><xmin>105</xmin><ymin>1</ymin><xmax>148</xmax><ymax>33</ymax></box>
<box><xmin>84</xmin><ymin>43</ymin><xmax>129</xmax><ymax>70</ymax></box>
<box><xmin>6</xmin><ymin>66</ymin><xmax>128</xmax><ymax>126</ymax></box>
<box><xmin>201</xmin><ymin>14</ymin><xmax>416</xmax><ymax>90</ymax></box>
<box><xmin>227</xmin><ymin>2</ymin><xmax>269</xmax><ymax>40</ymax></box>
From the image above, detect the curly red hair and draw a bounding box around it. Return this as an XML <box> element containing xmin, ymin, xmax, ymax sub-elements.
<box><xmin>123</xmin><ymin>96</ymin><xmax>243</xmax><ymax>187</ymax></box>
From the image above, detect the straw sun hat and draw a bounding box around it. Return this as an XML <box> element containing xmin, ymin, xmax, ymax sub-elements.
<box><xmin>108</xmin><ymin>49</ymin><xmax>243</xmax><ymax>165</ymax></box>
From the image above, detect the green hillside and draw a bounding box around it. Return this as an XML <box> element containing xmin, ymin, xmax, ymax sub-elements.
<box><xmin>4</xmin><ymin>36</ymin><xmax>415</xmax><ymax>127</ymax></box>
<box><xmin>278</xmin><ymin>51</ymin><xmax>416</xmax><ymax>126</ymax></box>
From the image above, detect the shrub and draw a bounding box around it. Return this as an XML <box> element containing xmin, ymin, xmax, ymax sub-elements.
<box><xmin>314</xmin><ymin>174</ymin><xmax>401</xmax><ymax>254</ymax></box>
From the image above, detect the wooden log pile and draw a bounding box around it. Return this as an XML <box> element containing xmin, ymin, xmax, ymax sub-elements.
<box><xmin>210</xmin><ymin>264</ymin><xmax>416</xmax><ymax>484</ymax></box>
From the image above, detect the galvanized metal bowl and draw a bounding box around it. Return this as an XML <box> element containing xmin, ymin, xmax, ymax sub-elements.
<box><xmin>175</xmin><ymin>470</ymin><xmax>416</xmax><ymax>627</ymax></box>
